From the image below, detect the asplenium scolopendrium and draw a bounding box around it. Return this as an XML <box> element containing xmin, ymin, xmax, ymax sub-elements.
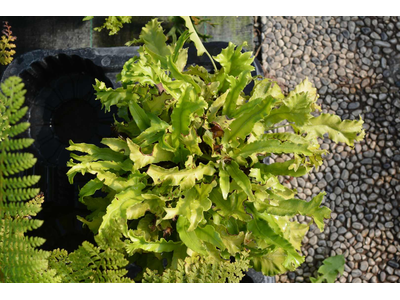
<box><xmin>67</xmin><ymin>18</ymin><xmax>365</xmax><ymax>278</ymax></box>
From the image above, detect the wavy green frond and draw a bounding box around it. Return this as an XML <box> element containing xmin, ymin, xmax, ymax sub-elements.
<box><xmin>99</xmin><ymin>187</ymin><xmax>144</xmax><ymax>237</ymax></box>
<box><xmin>233</xmin><ymin>138</ymin><xmax>315</xmax><ymax>159</ymax></box>
<box><xmin>225</xmin><ymin>161</ymin><xmax>254</xmax><ymax>201</ymax></box>
<box><xmin>253</xmin><ymin>160</ymin><xmax>311</xmax><ymax>177</ymax></box>
<box><xmin>260</xmin><ymin>192</ymin><xmax>330</xmax><ymax>231</ymax></box>
<box><xmin>164</xmin><ymin>182</ymin><xmax>216</xmax><ymax>231</ymax></box>
<box><xmin>214</xmin><ymin>42</ymin><xmax>254</xmax><ymax>78</ymax></box>
<box><xmin>170</xmin><ymin>84</ymin><xmax>207</xmax><ymax>149</ymax></box>
<box><xmin>246</xmin><ymin>204</ymin><xmax>304</xmax><ymax>271</ymax></box>
<box><xmin>250</xmin><ymin>248</ymin><xmax>288</xmax><ymax>276</ymax></box>
<box><xmin>249</xmin><ymin>78</ymin><xmax>285</xmax><ymax>102</ymax></box>
<box><xmin>147</xmin><ymin>162</ymin><xmax>215</xmax><ymax>190</ymax></box>
<box><xmin>297</xmin><ymin>113</ymin><xmax>365</xmax><ymax>147</ymax></box>
<box><xmin>176</xmin><ymin>216</ymin><xmax>208</xmax><ymax>255</ymax></box>
<box><xmin>181</xmin><ymin>16</ymin><xmax>217</xmax><ymax>72</ymax></box>
<box><xmin>209</xmin><ymin>187</ymin><xmax>251</xmax><ymax>222</ymax></box>
<box><xmin>126</xmin><ymin>231</ymin><xmax>182</xmax><ymax>254</ymax></box>
<box><xmin>127</xmin><ymin>139</ymin><xmax>173</xmax><ymax>170</ymax></box>
<box><xmin>310</xmin><ymin>255</ymin><xmax>345</xmax><ymax>283</ymax></box>
<box><xmin>222</xmin><ymin>71</ymin><xmax>251</xmax><ymax>118</ymax></box>
<box><xmin>222</xmin><ymin>96</ymin><xmax>276</xmax><ymax>146</ymax></box>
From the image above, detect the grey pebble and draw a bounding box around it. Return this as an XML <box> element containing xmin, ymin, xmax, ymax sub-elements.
<box><xmin>360</xmin><ymin>261</ymin><xmax>369</xmax><ymax>272</ymax></box>
<box><xmin>257</xmin><ymin>15</ymin><xmax>400</xmax><ymax>284</ymax></box>
<box><xmin>351</xmin><ymin>269</ymin><xmax>362</xmax><ymax>277</ymax></box>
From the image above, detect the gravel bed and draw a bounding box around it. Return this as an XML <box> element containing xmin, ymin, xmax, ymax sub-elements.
<box><xmin>254</xmin><ymin>16</ymin><xmax>400</xmax><ymax>283</ymax></box>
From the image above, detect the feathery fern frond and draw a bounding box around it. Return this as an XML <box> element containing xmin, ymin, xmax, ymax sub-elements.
<box><xmin>0</xmin><ymin>76</ymin><xmax>57</xmax><ymax>283</ymax></box>
<box><xmin>91</xmin><ymin>16</ymin><xmax>132</xmax><ymax>36</ymax></box>
<box><xmin>0</xmin><ymin>21</ymin><xmax>16</xmax><ymax>66</ymax></box>
<box><xmin>48</xmin><ymin>241</ymin><xmax>133</xmax><ymax>283</ymax></box>
<box><xmin>142</xmin><ymin>254</ymin><xmax>250</xmax><ymax>283</ymax></box>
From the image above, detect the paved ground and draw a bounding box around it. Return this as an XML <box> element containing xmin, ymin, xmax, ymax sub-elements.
<box><xmin>254</xmin><ymin>16</ymin><xmax>400</xmax><ymax>283</ymax></box>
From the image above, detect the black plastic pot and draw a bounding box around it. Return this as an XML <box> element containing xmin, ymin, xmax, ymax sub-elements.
<box><xmin>2</xmin><ymin>43</ymin><xmax>273</xmax><ymax>282</ymax></box>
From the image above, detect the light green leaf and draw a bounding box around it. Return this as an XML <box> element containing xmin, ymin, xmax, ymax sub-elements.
<box><xmin>98</xmin><ymin>187</ymin><xmax>144</xmax><ymax>237</ymax></box>
<box><xmin>164</xmin><ymin>182</ymin><xmax>216</xmax><ymax>231</ymax></box>
<box><xmin>127</xmin><ymin>139</ymin><xmax>173</xmax><ymax>170</ymax></box>
<box><xmin>135</xmin><ymin>18</ymin><xmax>171</xmax><ymax>68</ymax></box>
<box><xmin>209</xmin><ymin>187</ymin><xmax>251</xmax><ymax>222</ymax></box>
<box><xmin>166</xmin><ymin>57</ymin><xmax>201</xmax><ymax>95</ymax></box>
<box><xmin>170</xmin><ymin>84</ymin><xmax>207</xmax><ymax>149</ymax></box>
<box><xmin>253</xmin><ymin>160</ymin><xmax>311</xmax><ymax>178</ymax></box>
<box><xmin>213</xmin><ymin>42</ymin><xmax>254</xmax><ymax>78</ymax></box>
<box><xmin>222</xmin><ymin>71</ymin><xmax>251</xmax><ymax>118</ymax></box>
<box><xmin>267</xmin><ymin>216</ymin><xmax>309</xmax><ymax>251</ymax></box>
<box><xmin>66</xmin><ymin>160</ymin><xmax>132</xmax><ymax>184</ymax></box>
<box><xmin>126</xmin><ymin>231</ymin><xmax>182</xmax><ymax>254</ymax></box>
<box><xmin>176</xmin><ymin>216</ymin><xmax>207</xmax><ymax>255</ymax></box>
<box><xmin>263</xmin><ymin>93</ymin><xmax>314</xmax><ymax>128</ymax></box>
<box><xmin>172</xmin><ymin>30</ymin><xmax>190</xmax><ymax>68</ymax></box>
<box><xmin>222</xmin><ymin>96</ymin><xmax>276</xmax><ymax>146</ymax></box>
<box><xmin>233</xmin><ymin>139</ymin><xmax>315</xmax><ymax>159</ymax></box>
<box><xmin>206</xmin><ymin>90</ymin><xmax>228</xmax><ymax>122</ymax></box>
<box><xmin>101</xmin><ymin>138</ymin><xmax>130</xmax><ymax>154</ymax></box>
<box><xmin>118</xmin><ymin>53</ymin><xmax>161</xmax><ymax>87</ymax></box>
<box><xmin>142</xmin><ymin>93</ymin><xmax>171</xmax><ymax>116</ymax></box>
<box><xmin>195</xmin><ymin>224</ymin><xmax>226</xmax><ymax>250</ymax></box>
<box><xmin>126</xmin><ymin>198</ymin><xmax>165</xmax><ymax>220</ymax></box>
<box><xmin>77</xmin><ymin>215</ymin><xmax>103</xmax><ymax>233</ymax></box>
<box><xmin>216</xmin><ymin>226</ymin><xmax>245</xmax><ymax>255</ymax></box>
<box><xmin>78</xmin><ymin>178</ymin><xmax>104</xmax><ymax>203</ymax></box>
<box><xmin>250</xmin><ymin>248</ymin><xmax>288</xmax><ymax>276</ymax></box>
<box><xmin>67</xmin><ymin>140</ymin><xmax>126</xmax><ymax>163</ymax></box>
<box><xmin>147</xmin><ymin>162</ymin><xmax>215</xmax><ymax>190</ymax></box>
<box><xmin>249</xmin><ymin>78</ymin><xmax>284</xmax><ymax>102</ymax></box>
<box><xmin>260</xmin><ymin>192</ymin><xmax>331</xmax><ymax>232</ymax></box>
<box><xmin>261</xmin><ymin>132</ymin><xmax>310</xmax><ymax>145</ymax></box>
<box><xmin>181</xmin><ymin>127</ymin><xmax>203</xmax><ymax>156</ymax></box>
<box><xmin>288</xmin><ymin>77</ymin><xmax>319</xmax><ymax>107</ymax></box>
<box><xmin>310</xmin><ymin>255</ymin><xmax>345</xmax><ymax>283</ymax></box>
<box><xmin>96</xmin><ymin>171</ymin><xmax>146</xmax><ymax>193</ymax></box>
<box><xmin>246</xmin><ymin>203</ymin><xmax>304</xmax><ymax>270</ymax></box>
<box><xmin>128</xmin><ymin>96</ymin><xmax>151</xmax><ymax>132</ymax></box>
<box><xmin>219</xmin><ymin>169</ymin><xmax>230</xmax><ymax>200</ymax></box>
<box><xmin>132</xmin><ymin>115</ymin><xmax>169</xmax><ymax>147</ymax></box>
<box><xmin>297</xmin><ymin>113</ymin><xmax>365</xmax><ymax>147</ymax></box>
<box><xmin>181</xmin><ymin>16</ymin><xmax>217</xmax><ymax>71</ymax></box>
<box><xmin>225</xmin><ymin>161</ymin><xmax>254</xmax><ymax>201</ymax></box>
<box><xmin>94</xmin><ymin>79</ymin><xmax>136</xmax><ymax>112</ymax></box>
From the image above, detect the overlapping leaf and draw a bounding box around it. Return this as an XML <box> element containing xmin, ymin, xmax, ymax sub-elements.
<box><xmin>297</xmin><ymin>113</ymin><xmax>365</xmax><ymax>147</ymax></box>
<box><xmin>310</xmin><ymin>255</ymin><xmax>345</xmax><ymax>283</ymax></box>
<box><xmin>147</xmin><ymin>162</ymin><xmax>215</xmax><ymax>190</ymax></box>
<box><xmin>260</xmin><ymin>192</ymin><xmax>330</xmax><ymax>231</ymax></box>
<box><xmin>164</xmin><ymin>182</ymin><xmax>216</xmax><ymax>231</ymax></box>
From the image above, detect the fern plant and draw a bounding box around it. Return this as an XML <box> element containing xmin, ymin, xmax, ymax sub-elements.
<box><xmin>142</xmin><ymin>253</ymin><xmax>249</xmax><ymax>283</ymax></box>
<box><xmin>0</xmin><ymin>76</ymin><xmax>132</xmax><ymax>283</ymax></box>
<box><xmin>48</xmin><ymin>241</ymin><xmax>132</xmax><ymax>283</ymax></box>
<box><xmin>67</xmin><ymin>18</ymin><xmax>365</xmax><ymax>279</ymax></box>
<box><xmin>0</xmin><ymin>21</ymin><xmax>16</xmax><ymax>66</ymax></box>
<box><xmin>83</xmin><ymin>16</ymin><xmax>132</xmax><ymax>36</ymax></box>
<box><xmin>0</xmin><ymin>76</ymin><xmax>56</xmax><ymax>282</ymax></box>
